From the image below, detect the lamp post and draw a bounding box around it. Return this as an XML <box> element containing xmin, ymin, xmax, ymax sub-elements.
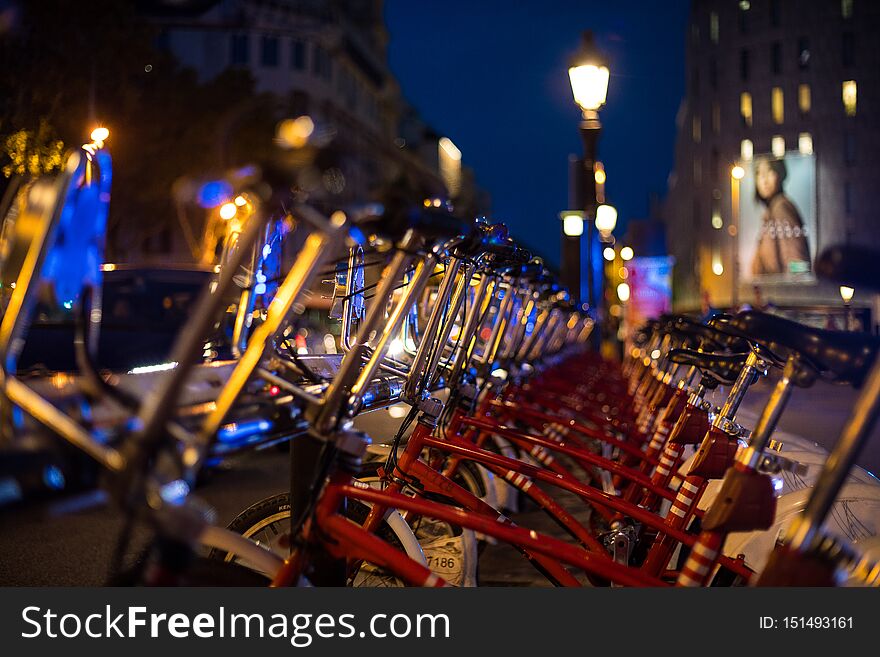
<box><xmin>840</xmin><ymin>285</ymin><xmax>855</xmax><ymax>330</ymax></box>
<box><xmin>567</xmin><ymin>30</ymin><xmax>609</xmax><ymax>324</ymax></box>
<box><xmin>731</xmin><ymin>164</ymin><xmax>745</xmax><ymax>309</ymax></box>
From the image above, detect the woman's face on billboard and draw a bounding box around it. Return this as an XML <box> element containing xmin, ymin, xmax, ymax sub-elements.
<box><xmin>755</xmin><ymin>160</ymin><xmax>781</xmax><ymax>200</ymax></box>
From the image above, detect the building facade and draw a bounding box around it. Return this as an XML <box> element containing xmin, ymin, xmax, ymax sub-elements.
<box><xmin>664</xmin><ymin>0</ymin><xmax>880</xmax><ymax>312</ymax></box>
<box><xmin>144</xmin><ymin>0</ymin><xmax>486</xmax><ymax>216</ymax></box>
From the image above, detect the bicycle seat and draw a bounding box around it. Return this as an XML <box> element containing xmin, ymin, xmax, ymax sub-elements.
<box><xmin>667</xmin><ymin>349</ymin><xmax>749</xmax><ymax>386</ymax></box>
<box><xmin>352</xmin><ymin>204</ymin><xmax>466</xmax><ymax>244</ymax></box>
<box><xmin>727</xmin><ymin>310</ymin><xmax>880</xmax><ymax>387</ymax></box>
<box><xmin>815</xmin><ymin>244</ymin><xmax>880</xmax><ymax>293</ymax></box>
<box><xmin>675</xmin><ymin>316</ymin><xmax>750</xmax><ymax>353</ymax></box>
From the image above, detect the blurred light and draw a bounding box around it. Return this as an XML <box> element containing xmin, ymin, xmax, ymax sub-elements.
<box><xmin>197</xmin><ymin>180</ymin><xmax>233</xmax><ymax>208</ymax></box>
<box><xmin>219</xmin><ymin>202</ymin><xmax>237</xmax><ymax>220</ymax></box>
<box><xmin>569</xmin><ymin>64</ymin><xmax>610</xmax><ymax>112</ymax></box>
<box><xmin>842</xmin><ymin>80</ymin><xmax>857</xmax><ymax>117</ymax></box>
<box><xmin>594</xmin><ymin>168</ymin><xmax>606</xmax><ymax>185</ymax></box>
<box><xmin>620</xmin><ymin>246</ymin><xmax>633</xmax><ymax>261</ymax></box>
<box><xmin>603</xmin><ymin>247</ymin><xmax>615</xmax><ymax>261</ymax></box>
<box><xmin>277</xmin><ymin>115</ymin><xmax>315</xmax><ymax>148</ymax></box>
<box><xmin>323</xmin><ymin>333</ymin><xmax>338</xmax><ymax>354</ymax></box>
<box><xmin>595</xmin><ymin>204</ymin><xmax>617</xmax><ymax>234</ymax></box>
<box><xmin>388</xmin><ymin>405</ymin><xmax>409</xmax><ymax>419</ymax></box>
<box><xmin>712</xmin><ymin>260</ymin><xmax>724</xmax><ymax>276</ymax></box>
<box><xmin>491</xmin><ymin>368</ymin><xmax>509</xmax><ymax>381</ymax></box>
<box><xmin>129</xmin><ymin>361</ymin><xmax>178</xmax><ymax>375</ymax></box>
<box><xmin>712</xmin><ymin>212</ymin><xmax>723</xmax><ymax>229</ymax></box>
<box><xmin>100</xmin><ymin>263</ymin><xmax>117</xmax><ymax>272</ymax></box>
<box><xmin>562</xmin><ymin>214</ymin><xmax>584</xmax><ymax>237</ymax></box>
<box><xmin>43</xmin><ymin>465</ymin><xmax>65</xmax><ymax>490</ymax></box>
<box><xmin>798</xmin><ymin>133</ymin><xmax>813</xmax><ymax>155</ymax></box>
<box><xmin>840</xmin><ymin>286</ymin><xmax>855</xmax><ymax>303</ymax></box>
<box><xmin>740</xmin><ymin>139</ymin><xmax>754</xmax><ymax>161</ymax></box>
<box><xmin>159</xmin><ymin>479</ymin><xmax>190</xmax><ymax>505</ymax></box>
<box><xmin>650</xmin><ymin>349</ymin><xmax>661</xmax><ymax>360</ymax></box>
<box><xmin>616</xmin><ymin>282</ymin><xmax>630</xmax><ymax>302</ymax></box>
<box><xmin>388</xmin><ymin>338</ymin><xmax>404</xmax><ymax>357</ymax></box>
<box><xmin>438</xmin><ymin>137</ymin><xmax>461</xmax><ymax>160</ymax></box>
<box><xmin>269</xmin><ymin>385</ymin><xmax>281</xmax><ymax>396</ymax></box>
<box><xmin>90</xmin><ymin>127</ymin><xmax>109</xmax><ymax>142</ymax></box>
<box><xmin>618</xmin><ymin>266</ymin><xmax>628</xmax><ymax>280</ymax></box>
<box><xmin>772</xmin><ymin>136</ymin><xmax>786</xmax><ymax>158</ymax></box>
<box><xmin>234</xmin><ymin>195</ymin><xmax>247</xmax><ymax>207</ymax></box>
<box><xmin>731</xmin><ymin>165</ymin><xmax>745</xmax><ymax>180</ymax></box>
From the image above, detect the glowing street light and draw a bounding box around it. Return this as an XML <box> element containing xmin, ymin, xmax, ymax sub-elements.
<box><xmin>616</xmin><ymin>282</ymin><xmax>631</xmax><ymax>302</ymax></box>
<box><xmin>90</xmin><ymin>127</ymin><xmax>110</xmax><ymax>143</ymax></box>
<box><xmin>219</xmin><ymin>202</ymin><xmax>237</xmax><ymax>220</ymax></box>
<box><xmin>620</xmin><ymin>246</ymin><xmax>634</xmax><ymax>261</ymax></box>
<box><xmin>595</xmin><ymin>203</ymin><xmax>617</xmax><ymax>238</ymax></box>
<box><xmin>839</xmin><ymin>286</ymin><xmax>855</xmax><ymax>303</ymax></box>
<box><xmin>603</xmin><ymin>246</ymin><xmax>615</xmax><ymax>261</ymax></box>
<box><xmin>568</xmin><ymin>32</ymin><xmax>610</xmax><ymax>113</ymax></box>
<box><xmin>560</xmin><ymin>210</ymin><xmax>585</xmax><ymax>237</ymax></box>
<box><xmin>731</xmin><ymin>165</ymin><xmax>745</xmax><ymax>180</ymax></box>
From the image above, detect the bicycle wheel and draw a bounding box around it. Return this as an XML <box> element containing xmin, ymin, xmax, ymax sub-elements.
<box><xmin>209</xmin><ymin>492</ymin><xmax>410</xmax><ymax>587</ymax></box>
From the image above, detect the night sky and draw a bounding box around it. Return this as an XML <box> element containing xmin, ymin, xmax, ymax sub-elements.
<box><xmin>384</xmin><ymin>0</ymin><xmax>690</xmax><ymax>267</ymax></box>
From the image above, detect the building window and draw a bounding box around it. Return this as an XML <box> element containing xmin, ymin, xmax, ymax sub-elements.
<box><xmin>797</xmin><ymin>37</ymin><xmax>810</xmax><ymax>69</ymax></box>
<box><xmin>772</xmin><ymin>135</ymin><xmax>786</xmax><ymax>157</ymax></box>
<box><xmin>842</xmin><ymin>80</ymin><xmax>857</xmax><ymax>116</ymax></box>
<box><xmin>712</xmin><ymin>101</ymin><xmax>721</xmax><ymax>134</ymax></box>
<box><xmin>844</xmin><ymin>181</ymin><xmax>853</xmax><ymax>215</ymax></box>
<box><xmin>710</xmin><ymin>12</ymin><xmax>719</xmax><ymax>43</ymax></box>
<box><xmin>845</xmin><ymin>132</ymin><xmax>856</xmax><ymax>164</ymax></box>
<box><xmin>842</xmin><ymin>32</ymin><xmax>855</xmax><ymax>67</ymax></box>
<box><xmin>711</xmin><ymin>147</ymin><xmax>720</xmax><ymax>181</ymax></box>
<box><xmin>261</xmin><ymin>35</ymin><xmax>279</xmax><ymax>67</ymax></box>
<box><xmin>798</xmin><ymin>133</ymin><xmax>813</xmax><ymax>155</ymax></box>
<box><xmin>740</xmin><ymin>92</ymin><xmax>753</xmax><ymax>127</ymax></box>
<box><xmin>691</xmin><ymin>67</ymin><xmax>700</xmax><ymax>95</ymax></box>
<box><xmin>771</xmin><ymin>42</ymin><xmax>782</xmax><ymax>75</ymax></box>
<box><xmin>690</xmin><ymin>22</ymin><xmax>700</xmax><ymax>44</ymax></box>
<box><xmin>741</xmin><ymin>139</ymin><xmax>754</xmax><ymax>161</ymax></box>
<box><xmin>772</xmin><ymin>87</ymin><xmax>784</xmax><ymax>124</ymax></box>
<box><xmin>770</xmin><ymin>0</ymin><xmax>781</xmax><ymax>27</ymax></box>
<box><xmin>842</xmin><ymin>0</ymin><xmax>853</xmax><ymax>19</ymax></box>
<box><xmin>710</xmin><ymin>58</ymin><xmax>718</xmax><ymax>89</ymax></box>
<box><xmin>312</xmin><ymin>44</ymin><xmax>332</xmax><ymax>81</ymax></box>
<box><xmin>230</xmin><ymin>34</ymin><xmax>249</xmax><ymax>65</ymax></box>
<box><xmin>291</xmin><ymin>40</ymin><xmax>306</xmax><ymax>70</ymax></box>
<box><xmin>740</xmin><ymin>49</ymin><xmax>750</xmax><ymax>81</ymax></box>
<box><xmin>798</xmin><ymin>84</ymin><xmax>811</xmax><ymax>115</ymax></box>
<box><xmin>692</xmin><ymin>115</ymin><xmax>701</xmax><ymax>143</ymax></box>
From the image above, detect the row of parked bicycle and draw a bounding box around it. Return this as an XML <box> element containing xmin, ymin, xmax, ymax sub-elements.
<box><xmin>1</xmin><ymin>140</ymin><xmax>879</xmax><ymax>586</ymax></box>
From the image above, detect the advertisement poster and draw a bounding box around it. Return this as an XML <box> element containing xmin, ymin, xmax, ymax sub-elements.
<box><xmin>738</xmin><ymin>152</ymin><xmax>817</xmax><ymax>283</ymax></box>
<box><xmin>626</xmin><ymin>256</ymin><xmax>673</xmax><ymax>329</ymax></box>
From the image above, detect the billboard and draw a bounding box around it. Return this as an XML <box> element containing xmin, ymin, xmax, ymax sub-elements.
<box><xmin>625</xmin><ymin>256</ymin><xmax>673</xmax><ymax>329</ymax></box>
<box><xmin>738</xmin><ymin>152</ymin><xmax>816</xmax><ymax>284</ymax></box>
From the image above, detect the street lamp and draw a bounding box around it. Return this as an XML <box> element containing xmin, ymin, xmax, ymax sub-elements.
<box><xmin>840</xmin><ymin>285</ymin><xmax>855</xmax><ymax>330</ymax></box>
<box><xmin>559</xmin><ymin>210</ymin><xmax>585</xmax><ymax>237</ymax></box>
<box><xmin>595</xmin><ymin>203</ymin><xmax>617</xmax><ymax>240</ymax></box>
<box><xmin>730</xmin><ymin>164</ymin><xmax>745</xmax><ymax>308</ymax></box>
<box><xmin>620</xmin><ymin>246</ymin><xmax>634</xmax><ymax>261</ymax></box>
<box><xmin>566</xmin><ymin>30</ymin><xmax>610</xmax><ymax>339</ymax></box>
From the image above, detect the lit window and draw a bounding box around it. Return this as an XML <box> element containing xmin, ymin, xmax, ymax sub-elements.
<box><xmin>741</xmin><ymin>139</ymin><xmax>754</xmax><ymax>161</ymax></box>
<box><xmin>772</xmin><ymin>136</ymin><xmax>786</xmax><ymax>157</ymax></box>
<box><xmin>692</xmin><ymin>115</ymin><xmax>701</xmax><ymax>143</ymax></box>
<box><xmin>798</xmin><ymin>133</ymin><xmax>813</xmax><ymax>155</ymax></box>
<box><xmin>842</xmin><ymin>80</ymin><xmax>857</xmax><ymax>116</ymax></box>
<box><xmin>842</xmin><ymin>0</ymin><xmax>853</xmax><ymax>19</ymax></box>
<box><xmin>710</xmin><ymin>12</ymin><xmax>719</xmax><ymax>43</ymax></box>
<box><xmin>798</xmin><ymin>84</ymin><xmax>811</xmax><ymax>114</ymax></box>
<box><xmin>740</xmin><ymin>92</ymin><xmax>753</xmax><ymax>127</ymax></box>
<box><xmin>772</xmin><ymin>87</ymin><xmax>784</xmax><ymax>124</ymax></box>
<box><xmin>712</xmin><ymin>102</ymin><xmax>721</xmax><ymax>134</ymax></box>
